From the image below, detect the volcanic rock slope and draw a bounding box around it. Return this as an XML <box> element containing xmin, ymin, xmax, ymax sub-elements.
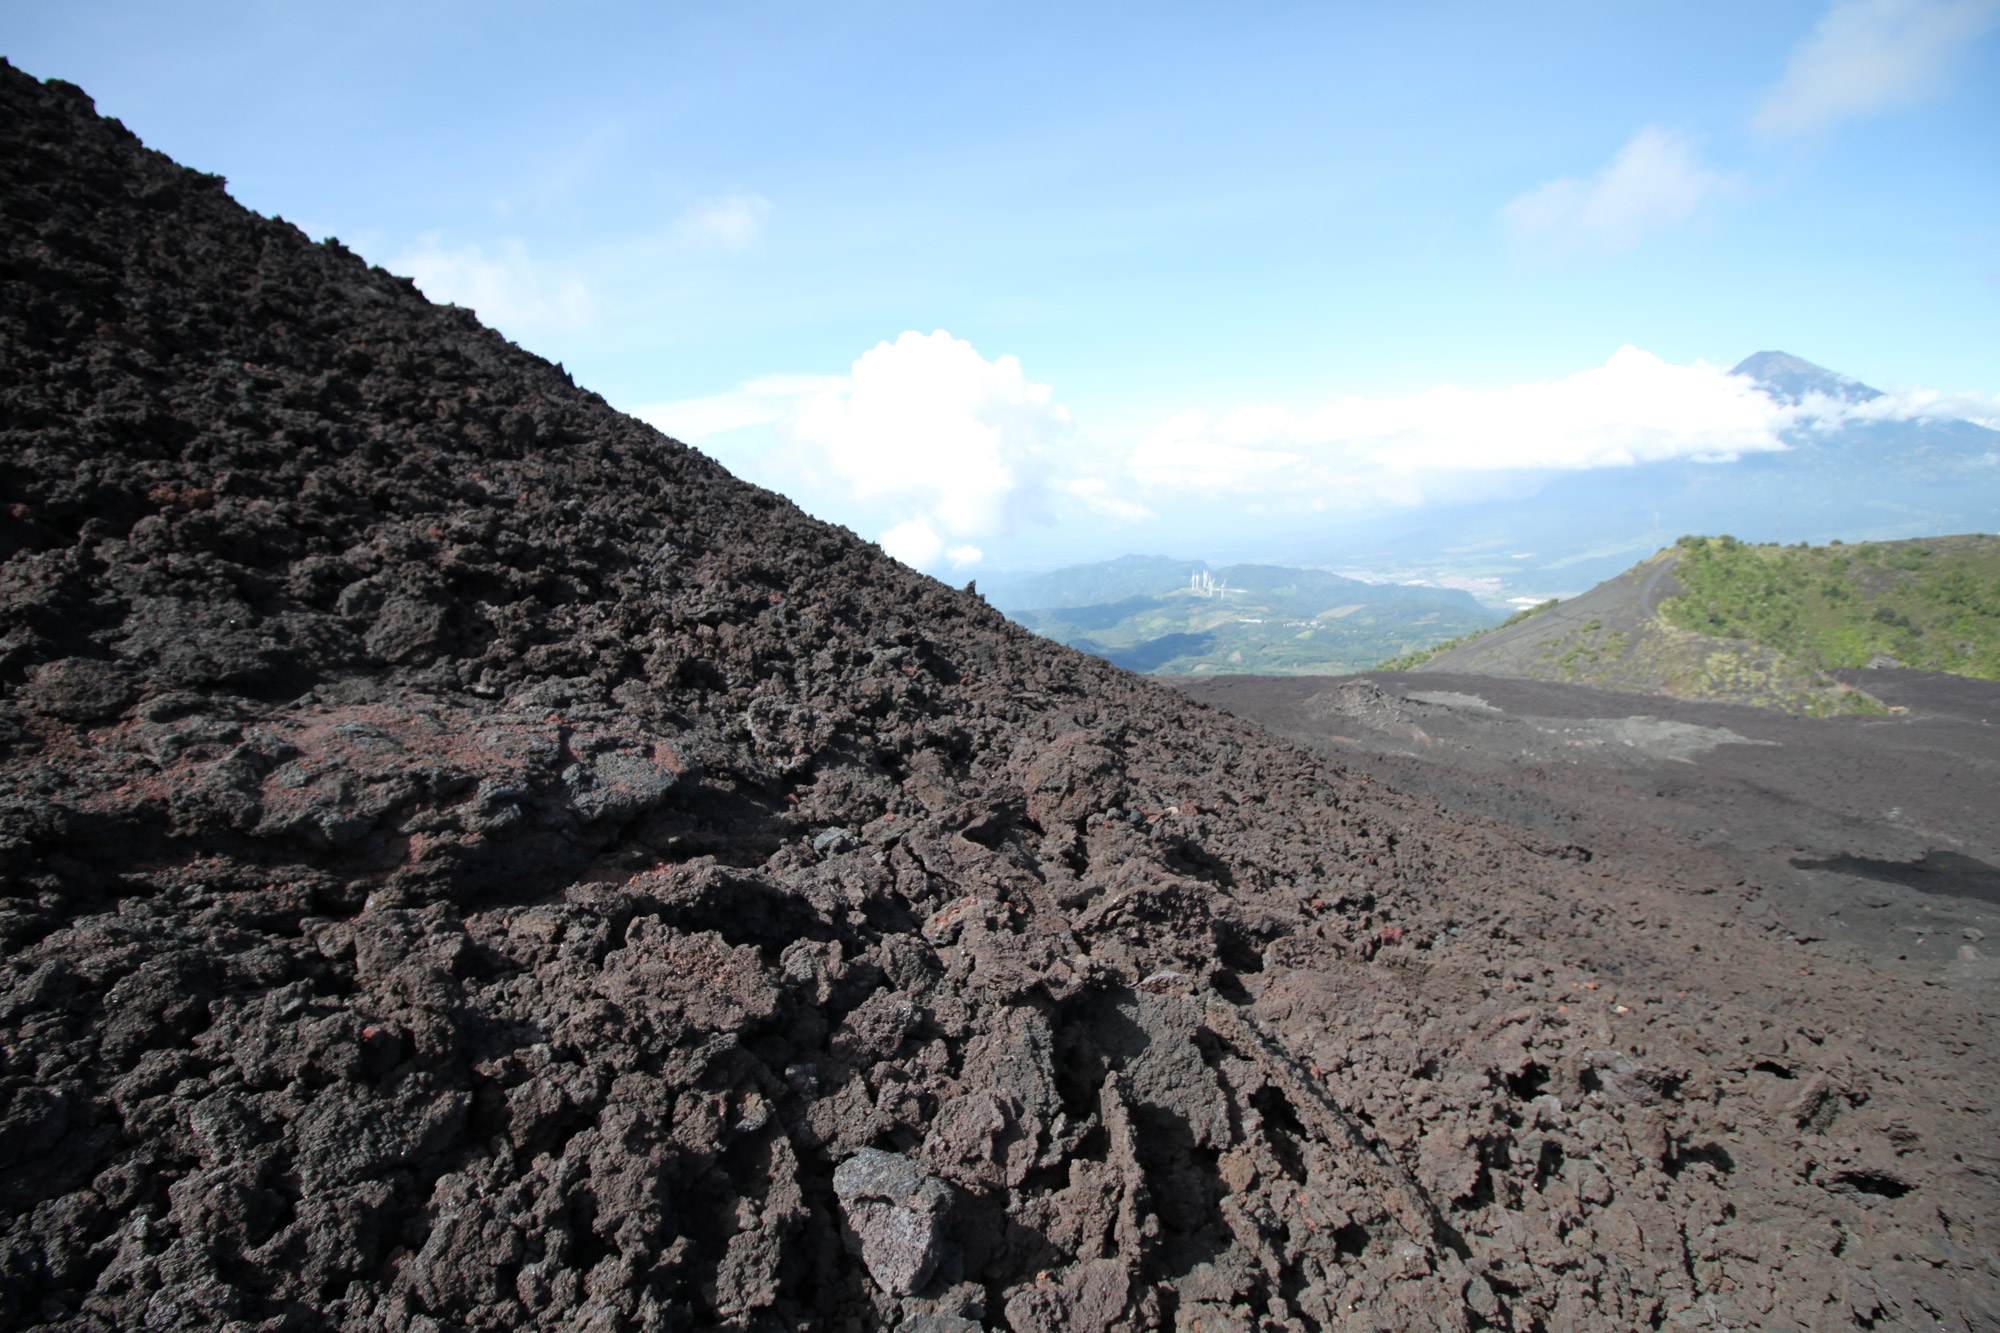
<box><xmin>2</xmin><ymin>63</ymin><xmax>1995</xmax><ymax>1333</ymax></box>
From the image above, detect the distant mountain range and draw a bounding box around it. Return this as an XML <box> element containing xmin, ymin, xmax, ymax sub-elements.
<box><xmin>989</xmin><ymin>561</ymin><xmax>1495</xmax><ymax>675</ymax></box>
<box><xmin>981</xmin><ymin>555</ymin><xmax>1212</xmax><ymax>612</ymax></box>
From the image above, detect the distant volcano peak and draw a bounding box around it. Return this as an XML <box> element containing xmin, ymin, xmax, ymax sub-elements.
<box><xmin>1732</xmin><ymin>349</ymin><xmax>1881</xmax><ymax>405</ymax></box>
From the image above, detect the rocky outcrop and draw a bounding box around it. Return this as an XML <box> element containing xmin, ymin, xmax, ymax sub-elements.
<box><xmin>2</xmin><ymin>59</ymin><xmax>1995</xmax><ymax>1333</ymax></box>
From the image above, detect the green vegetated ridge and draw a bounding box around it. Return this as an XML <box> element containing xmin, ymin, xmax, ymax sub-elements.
<box><xmin>1004</xmin><ymin>562</ymin><xmax>1498</xmax><ymax>675</ymax></box>
<box><xmin>1515</xmin><ymin>608</ymin><xmax>1879</xmax><ymax>717</ymax></box>
<box><xmin>1660</xmin><ymin>533</ymin><xmax>2000</xmax><ymax>680</ymax></box>
<box><xmin>1374</xmin><ymin>599</ymin><xmax>1559</xmax><ymax>671</ymax></box>
<box><xmin>1401</xmin><ymin>547</ymin><xmax>1894</xmax><ymax>716</ymax></box>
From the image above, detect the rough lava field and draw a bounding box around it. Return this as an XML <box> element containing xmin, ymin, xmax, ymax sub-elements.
<box><xmin>1173</xmin><ymin>670</ymin><xmax>2000</xmax><ymax>990</ymax></box>
<box><xmin>2</xmin><ymin>62</ymin><xmax>1996</xmax><ymax>1333</ymax></box>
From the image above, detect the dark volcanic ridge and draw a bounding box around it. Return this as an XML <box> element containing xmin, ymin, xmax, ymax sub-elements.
<box><xmin>2</xmin><ymin>61</ymin><xmax>1996</xmax><ymax>1333</ymax></box>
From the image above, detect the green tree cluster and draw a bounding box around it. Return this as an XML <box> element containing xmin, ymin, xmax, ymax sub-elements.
<box><xmin>1662</xmin><ymin>534</ymin><xmax>2000</xmax><ymax>680</ymax></box>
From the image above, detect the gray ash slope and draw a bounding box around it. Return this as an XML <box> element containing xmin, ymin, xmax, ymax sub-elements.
<box><xmin>1</xmin><ymin>60</ymin><xmax>1995</xmax><ymax>1333</ymax></box>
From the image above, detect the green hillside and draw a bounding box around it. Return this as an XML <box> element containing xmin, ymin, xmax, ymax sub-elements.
<box><xmin>1661</xmin><ymin>534</ymin><xmax>2000</xmax><ymax>680</ymax></box>
<box><xmin>1374</xmin><ymin>599</ymin><xmax>1559</xmax><ymax>671</ymax></box>
<box><xmin>1385</xmin><ymin>549</ymin><xmax>1885</xmax><ymax>715</ymax></box>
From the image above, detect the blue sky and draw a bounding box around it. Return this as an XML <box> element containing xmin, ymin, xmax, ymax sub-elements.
<box><xmin>6</xmin><ymin>1</ymin><xmax>1997</xmax><ymax>573</ymax></box>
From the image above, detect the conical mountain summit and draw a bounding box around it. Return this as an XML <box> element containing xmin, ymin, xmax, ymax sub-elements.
<box><xmin>1731</xmin><ymin>349</ymin><xmax>1882</xmax><ymax>405</ymax></box>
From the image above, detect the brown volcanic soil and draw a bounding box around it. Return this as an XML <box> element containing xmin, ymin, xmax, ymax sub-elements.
<box><xmin>1176</xmin><ymin>671</ymin><xmax>2000</xmax><ymax>1322</ymax></box>
<box><xmin>1173</xmin><ymin>669</ymin><xmax>2000</xmax><ymax>981</ymax></box>
<box><xmin>1</xmin><ymin>61</ymin><xmax>1995</xmax><ymax>1333</ymax></box>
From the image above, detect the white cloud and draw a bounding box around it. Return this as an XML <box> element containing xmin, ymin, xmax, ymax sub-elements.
<box><xmin>635</xmin><ymin>342</ymin><xmax>1997</xmax><ymax>568</ymax></box>
<box><xmin>1502</xmin><ymin>127</ymin><xmax>1731</xmax><ymax>256</ymax></box>
<box><xmin>1059</xmin><ymin>477</ymin><xmax>1153</xmax><ymax>522</ymax></box>
<box><xmin>1129</xmin><ymin>412</ymin><xmax>1308</xmax><ymax>494</ymax></box>
<box><xmin>394</xmin><ymin>237</ymin><xmax>591</xmax><ymax>335</ymax></box>
<box><xmin>389</xmin><ymin>197</ymin><xmax>769</xmax><ymax>345</ymax></box>
<box><xmin>876</xmin><ymin>526</ymin><xmax>989</xmax><ymax>569</ymax></box>
<box><xmin>642</xmin><ymin>331</ymin><xmax>1074</xmax><ymax>571</ymax></box>
<box><xmin>1817</xmin><ymin>384</ymin><xmax>2000</xmax><ymax>430</ymax></box>
<box><xmin>879</xmin><ymin>520</ymin><xmax>945</xmax><ymax>567</ymax></box>
<box><xmin>1755</xmin><ymin>0</ymin><xmax>1999</xmax><ymax>136</ymax></box>
<box><xmin>1128</xmin><ymin>347</ymin><xmax>1799</xmax><ymax>508</ymax></box>
<box><xmin>675</xmin><ymin>193</ymin><xmax>772</xmax><ymax>252</ymax></box>
<box><xmin>799</xmin><ymin>331</ymin><xmax>1071</xmax><ymax>560</ymax></box>
<box><xmin>633</xmin><ymin>375</ymin><xmax>842</xmax><ymax>441</ymax></box>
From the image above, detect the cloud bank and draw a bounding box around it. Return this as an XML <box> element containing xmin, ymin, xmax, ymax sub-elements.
<box><xmin>638</xmin><ymin>337</ymin><xmax>1996</xmax><ymax>571</ymax></box>
<box><xmin>1502</xmin><ymin>127</ymin><xmax>1731</xmax><ymax>257</ymax></box>
<box><xmin>1814</xmin><ymin>384</ymin><xmax>2000</xmax><ymax>431</ymax></box>
<box><xmin>1755</xmin><ymin>0</ymin><xmax>2000</xmax><ymax>136</ymax></box>
<box><xmin>639</xmin><ymin>331</ymin><xmax>1071</xmax><ymax>571</ymax></box>
<box><xmin>1126</xmin><ymin>347</ymin><xmax>1796</xmax><ymax>509</ymax></box>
